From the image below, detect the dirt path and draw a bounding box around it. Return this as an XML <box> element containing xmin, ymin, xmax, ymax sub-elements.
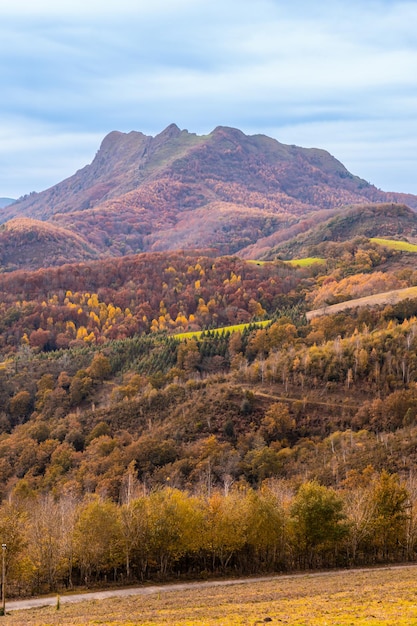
<box><xmin>6</xmin><ymin>564</ymin><xmax>417</xmax><ymax>613</ymax></box>
<box><xmin>248</xmin><ymin>388</ymin><xmax>358</xmax><ymax>410</ymax></box>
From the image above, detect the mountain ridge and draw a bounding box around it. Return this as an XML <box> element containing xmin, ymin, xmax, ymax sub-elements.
<box><xmin>1</xmin><ymin>125</ymin><xmax>417</xmax><ymax>267</ymax></box>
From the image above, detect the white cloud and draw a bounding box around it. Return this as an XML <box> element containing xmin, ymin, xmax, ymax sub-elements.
<box><xmin>0</xmin><ymin>0</ymin><xmax>416</xmax><ymax>197</ymax></box>
<box><xmin>0</xmin><ymin>119</ymin><xmax>101</xmax><ymax>197</ymax></box>
<box><xmin>0</xmin><ymin>0</ymin><xmax>197</xmax><ymax>18</ymax></box>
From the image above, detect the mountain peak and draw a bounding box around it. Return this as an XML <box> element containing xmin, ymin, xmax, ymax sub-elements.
<box><xmin>211</xmin><ymin>125</ymin><xmax>245</xmax><ymax>140</ymax></box>
<box><xmin>155</xmin><ymin>123</ymin><xmax>182</xmax><ymax>140</ymax></box>
<box><xmin>98</xmin><ymin>130</ymin><xmax>148</xmax><ymax>154</ymax></box>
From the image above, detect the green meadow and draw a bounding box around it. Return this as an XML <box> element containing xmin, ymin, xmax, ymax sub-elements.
<box><xmin>247</xmin><ymin>258</ymin><xmax>326</xmax><ymax>267</ymax></box>
<box><xmin>370</xmin><ymin>237</ymin><xmax>417</xmax><ymax>252</ymax></box>
<box><xmin>174</xmin><ymin>320</ymin><xmax>270</xmax><ymax>341</ymax></box>
<box><xmin>283</xmin><ymin>257</ymin><xmax>326</xmax><ymax>267</ymax></box>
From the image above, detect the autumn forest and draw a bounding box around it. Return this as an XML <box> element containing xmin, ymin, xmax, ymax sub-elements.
<box><xmin>1</xmin><ymin>126</ymin><xmax>417</xmax><ymax>598</ymax></box>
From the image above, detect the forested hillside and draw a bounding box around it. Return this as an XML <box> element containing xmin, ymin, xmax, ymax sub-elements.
<box><xmin>262</xmin><ymin>203</ymin><xmax>417</xmax><ymax>261</ymax></box>
<box><xmin>2</xmin><ymin>127</ymin><xmax>417</xmax><ymax>597</ymax></box>
<box><xmin>0</xmin><ymin>253</ymin><xmax>298</xmax><ymax>353</ymax></box>
<box><xmin>0</xmin><ymin>218</ymin><xmax>100</xmax><ymax>272</ymax></box>
<box><xmin>1</xmin><ymin>235</ymin><xmax>417</xmax><ymax>594</ymax></box>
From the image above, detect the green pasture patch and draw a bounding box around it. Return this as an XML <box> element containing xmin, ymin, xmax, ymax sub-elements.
<box><xmin>370</xmin><ymin>237</ymin><xmax>417</xmax><ymax>252</ymax></box>
<box><xmin>174</xmin><ymin>320</ymin><xmax>270</xmax><ymax>341</ymax></box>
<box><xmin>284</xmin><ymin>257</ymin><xmax>326</xmax><ymax>267</ymax></box>
<box><xmin>247</xmin><ymin>258</ymin><xmax>326</xmax><ymax>267</ymax></box>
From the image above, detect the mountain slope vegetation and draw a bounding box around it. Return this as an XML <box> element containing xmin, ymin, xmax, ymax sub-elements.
<box><xmin>1</xmin><ymin>243</ymin><xmax>417</xmax><ymax>594</ymax></box>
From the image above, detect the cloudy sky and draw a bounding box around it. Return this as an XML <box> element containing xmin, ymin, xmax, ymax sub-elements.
<box><xmin>1</xmin><ymin>0</ymin><xmax>416</xmax><ymax>199</ymax></box>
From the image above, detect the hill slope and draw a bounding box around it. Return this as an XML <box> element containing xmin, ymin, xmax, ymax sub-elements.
<box><xmin>261</xmin><ymin>202</ymin><xmax>417</xmax><ymax>260</ymax></box>
<box><xmin>0</xmin><ymin>218</ymin><xmax>100</xmax><ymax>270</ymax></box>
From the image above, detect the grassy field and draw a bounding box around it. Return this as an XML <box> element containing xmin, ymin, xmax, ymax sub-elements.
<box><xmin>6</xmin><ymin>565</ymin><xmax>417</xmax><ymax>625</ymax></box>
<box><xmin>174</xmin><ymin>320</ymin><xmax>270</xmax><ymax>341</ymax></box>
<box><xmin>283</xmin><ymin>257</ymin><xmax>326</xmax><ymax>267</ymax></box>
<box><xmin>247</xmin><ymin>258</ymin><xmax>326</xmax><ymax>267</ymax></box>
<box><xmin>370</xmin><ymin>237</ymin><xmax>417</xmax><ymax>253</ymax></box>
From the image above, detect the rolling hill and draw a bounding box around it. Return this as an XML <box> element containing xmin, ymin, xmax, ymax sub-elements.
<box><xmin>260</xmin><ymin>202</ymin><xmax>417</xmax><ymax>260</ymax></box>
<box><xmin>0</xmin><ymin>218</ymin><xmax>100</xmax><ymax>271</ymax></box>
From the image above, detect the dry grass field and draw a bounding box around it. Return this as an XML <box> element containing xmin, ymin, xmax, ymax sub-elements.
<box><xmin>5</xmin><ymin>565</ymin><xmax>417</xmax><ymax>625</ymax></box>
<box><xmin>306</xmin><ymin>285</ymin><xmax>417</xmax><ymax>320</ymax></box>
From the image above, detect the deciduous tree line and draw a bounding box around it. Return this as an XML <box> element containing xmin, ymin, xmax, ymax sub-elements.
<box><xmin>0</xmin><ymin>469</ymin><xmax>414</xmax><ymax>597</ymax></box>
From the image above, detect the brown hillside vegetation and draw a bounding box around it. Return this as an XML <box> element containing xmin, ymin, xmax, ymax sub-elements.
<box><xmin>0</xmin><ymin>218</ymin><xmax>100</xmax><ymax>270</ymax></box>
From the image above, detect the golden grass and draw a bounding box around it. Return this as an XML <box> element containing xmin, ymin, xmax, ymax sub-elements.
<box><xmin>6</xmin><ymin>566</ymin><xmax>417</xmax><ymax>625</ymax></box>
<box><xmin>174</xmin><ymin>320</ymin><xmax>270</xmax><ymax>341</ymax></box>
<box><xmin>370</xmin><ymin>237</ymin><xmax>417</xmax><ymax>253</ymax></box>
<box><xmin>246</xmin><ymin>258</ymin><xmax>326</xmax><ymax>267</ymax></box>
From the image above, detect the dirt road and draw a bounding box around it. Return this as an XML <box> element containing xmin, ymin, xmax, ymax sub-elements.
<box><xmin>6</xmin><ymin>564</ymin><xmax>417</xmax><ymax>613</ymax></box>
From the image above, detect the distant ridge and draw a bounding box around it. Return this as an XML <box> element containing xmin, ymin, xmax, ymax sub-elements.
<box><xmin>0</xmin><ymin>197</ymin><xmax>15</xmax><ymax>208</ymax></box>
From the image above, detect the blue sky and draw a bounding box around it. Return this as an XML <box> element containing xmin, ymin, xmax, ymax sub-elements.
<box><xmin>1</xmin><ymin>0</ymin><xmax>416</xmax><ymax>198</ymax></box>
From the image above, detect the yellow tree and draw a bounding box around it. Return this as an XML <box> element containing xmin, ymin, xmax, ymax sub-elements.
<box><xmin>368</xmin><ymin>471</ymin><xmax>409</xmax><ymax>562</ymax></box>
<box><xmin>290</xmin><ymin>480</ymin><xmax>348</xmax><ymax>568</ymax></box>
<box><xmin>261</xmin><ymin>402</ymin><xmax>295</xmax><ymax>444</ymax></box>
<box><xmin>88</xmin><ymin>353</ymin><xmax>111</xmax><ymax>381</ymax></box>
<box><xmin>119</xmin><ymin>495</ymin><xmax>151</xmax><ymax>581</ymax></box>
<box><xmin>0</xmin><ymin>500</ymin><xmax>31</xmax><ymax>595</ymax></box>
<box><xmin>73</xmin><ymin>497</ymin><xmax>123</xmax><ymax>583</ymax></box>
<box><xmin>25</xmin><ymin>494</ymin><xmax>69</xmax><ymax>593</ymax></box>
<box><xmin>243</xmin><ymin>488</ymin><xmax>288</xmax><ymax>572</ymax></box>
<box><xmin>147</xmin><ymin>488</ymin><xmax>204</xmax><ymax>578</ymax></box>
<box><xmin>202</xmin><ymin>491</ymin><xmax>248</xmax><ymax>572</ymax></box>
